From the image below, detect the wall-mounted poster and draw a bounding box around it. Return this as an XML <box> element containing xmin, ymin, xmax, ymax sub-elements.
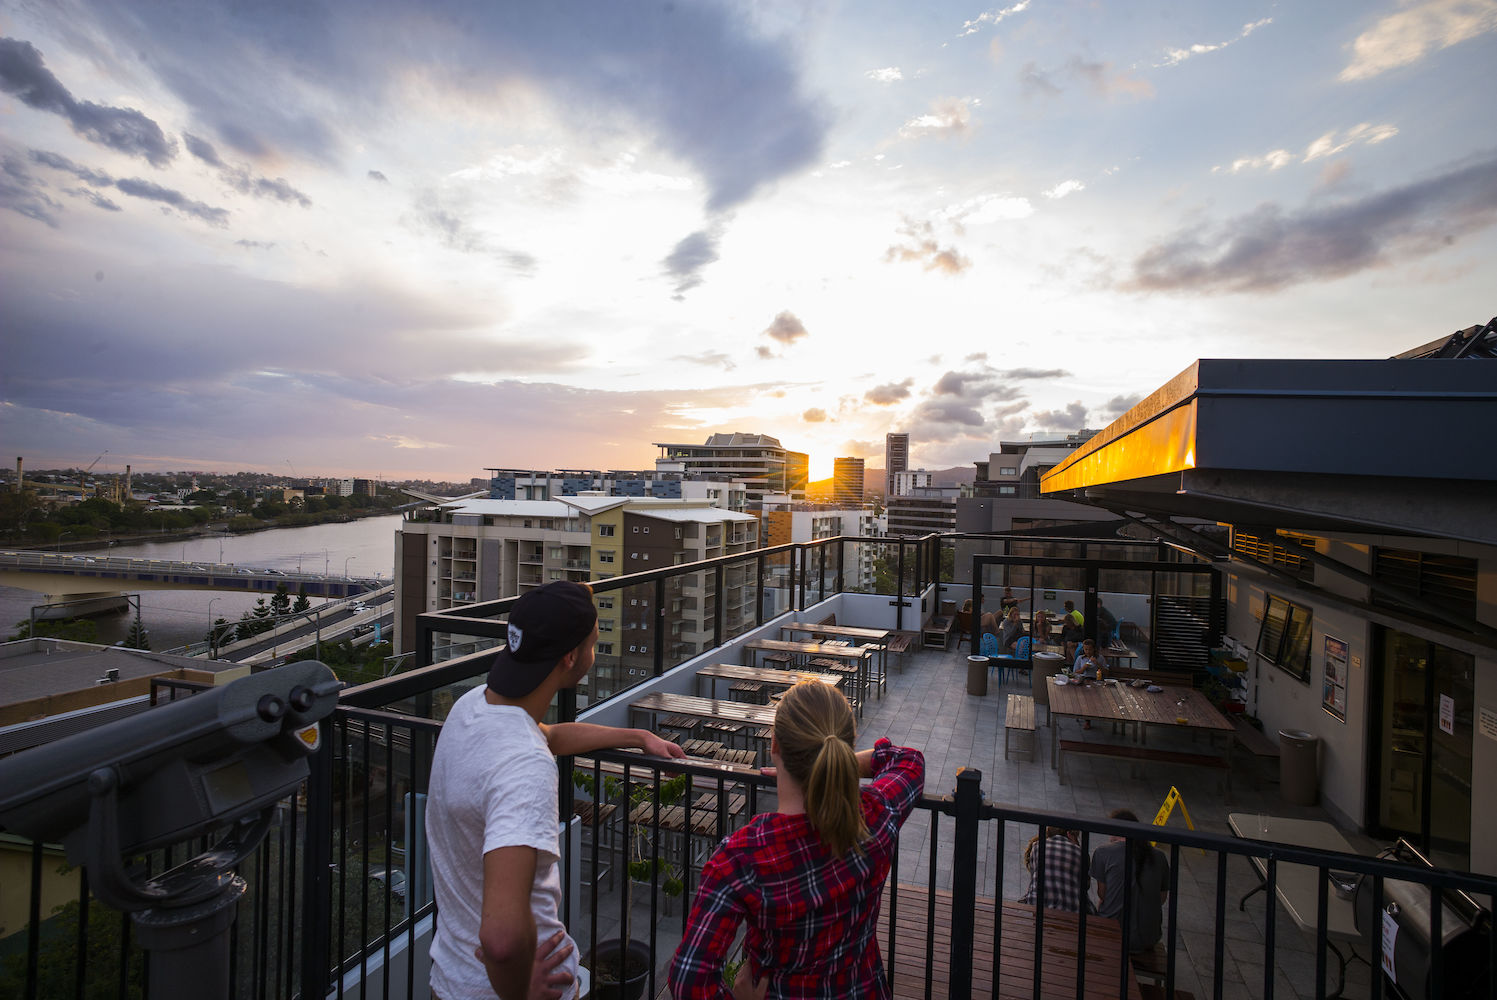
<box><xmin>1323</xmin><ymin>635</ymin><xmax>1348</xmax><ymax>722</ymax></box>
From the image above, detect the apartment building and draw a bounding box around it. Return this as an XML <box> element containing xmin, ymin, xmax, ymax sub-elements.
<box><xmin>394</xmin><ymin>494</ymin><xmax>757</xmax><ymax>700</ymax></box>
<box><xmin>884</xmin><ymin>432</ymin><xmax>909</xmax><ymax>497</ymax></box>
<box><xmin>759</xmin><ymin>501</ymin><xmax>884</xmax><ymax>592</ymax></box>
<box><xmin>485</xmin><ymin>468</ymin><xmax>749</xmax><ymax>511</ymax></box>
<box><xmin>885</xmin><ymin>486</ymin><xmax>961</xmax><ymax>536</ymax></box>
<box><xmin>832</xmin><ymin>457</ymin><xmax>864</xmax><ymax>504</ymax></box>
<box><xmin>653</xmin><ymin>432</ymin><xmax>809</xmax><ymax>501</ymax></box>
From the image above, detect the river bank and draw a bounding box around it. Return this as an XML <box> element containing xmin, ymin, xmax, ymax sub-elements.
<box><xmin>1</xmin><ymin>515</ymin><xmax>403</xmax><ymax>648</ymax></box>
<box><xmin>3</xmin><ymin>506</ymin><xmax>398</xmax><ymax>554</ymax></box>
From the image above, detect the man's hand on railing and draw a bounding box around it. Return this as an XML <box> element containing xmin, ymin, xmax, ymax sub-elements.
<box><xmin>640</xmin><ymin>731</ymin><xmax>688</xmax><ymax>761</ymax></box>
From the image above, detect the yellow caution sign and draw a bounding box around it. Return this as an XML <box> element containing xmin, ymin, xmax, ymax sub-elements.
<box><xmin>1152</xmin><ymin>786</ymin><xmax>1204</xmax><ymax>854</ymax></box>
<box><xmin>294</xmin><ymin>724</ymin><xmax>322</xmax><ymax>753</ymax></box>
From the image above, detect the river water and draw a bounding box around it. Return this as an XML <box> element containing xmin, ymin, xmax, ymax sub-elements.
<box><xmin>0</xmin><ymin>515</ymin><xmax>403</xmax><ymax>649</ymax></box>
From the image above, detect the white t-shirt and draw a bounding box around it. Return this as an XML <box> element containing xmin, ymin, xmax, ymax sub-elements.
<box><xmin>427</xmin><ymin>686</ymin><xmax>579</xmax><ymax>999</ymax></box>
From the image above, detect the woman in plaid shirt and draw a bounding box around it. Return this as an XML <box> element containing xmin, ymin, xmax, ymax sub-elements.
<box><xmin>668</xmin><ymin>681</ymin><xmax>925</xmax><ymax>999</ymax></box>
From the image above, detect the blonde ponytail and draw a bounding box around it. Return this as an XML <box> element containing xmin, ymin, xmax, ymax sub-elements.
<box><xmin>774</xmin><ymin>682</ymin><xmax>868</xmax><ymax>857</ymax></box>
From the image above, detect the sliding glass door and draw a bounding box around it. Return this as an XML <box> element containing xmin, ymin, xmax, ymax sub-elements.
<box><xmin>1371</xmin><ymin>626</ymin><xmax>1474</xmax><ymax>860</ymax></box>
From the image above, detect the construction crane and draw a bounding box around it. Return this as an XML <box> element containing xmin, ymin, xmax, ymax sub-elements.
<box><xmin>286</xmin><ymin>459</ymin><xmax>299</xmax><ymax>482</ymax></box>
<box><xmin>79</xmin><ymin>451</ymin><xmax>107</xmax><ymax>497</ymax></box>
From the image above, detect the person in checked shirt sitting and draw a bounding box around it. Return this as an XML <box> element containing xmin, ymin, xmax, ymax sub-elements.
<box><xmin>668</xmin><ymin>681</ymin><xmax>925</xmax><ymax>999</ymax></box>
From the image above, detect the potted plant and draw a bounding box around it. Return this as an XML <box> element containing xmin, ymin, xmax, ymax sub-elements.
<box><xmin>583</xmin><ymin>770</ymin><xmax>690</xmax><ymax>999</ymax></box>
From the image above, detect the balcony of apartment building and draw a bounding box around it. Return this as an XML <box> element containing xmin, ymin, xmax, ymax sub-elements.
<box><xmin>518</xmin><ymin>544</ymin><xmax>545</xmax><ymax>565</ymax></box>
<box><xmin>7</xmin><ymin>532</ymin><xmax>1495</xmax><ymax>1000</ymax></box>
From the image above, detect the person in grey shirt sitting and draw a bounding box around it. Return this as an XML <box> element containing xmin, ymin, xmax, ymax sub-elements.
<box><xmin>1090</xmin><ymin>808</ymin><xmax>1171</xmax><ymax>953</ymax></box>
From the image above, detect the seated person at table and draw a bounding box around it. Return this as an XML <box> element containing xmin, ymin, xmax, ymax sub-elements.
<box><xmin>1020</xmin><ymin>827</ymin><xmax>1092</xmax><ymax>912</ymax></box>
<box><xmin>1060</xmin><ymin>600</ymin><xmax>1085</xmax><ymax>659</ymax></box>
<box><xmin>1097</xmin><ymin>600</ymin><xmax>1119</xmax><ymax>645</ymax></box>
<box><xmin>1031</xmin><ymin>608</ymin><xmax>1053</xmax><ymax>644</ymax></box>
<box><xmin>1073</xmin><ymin>639</ymin><xmax>1106</xmax><ymax>680</ymax></box>
<box><xmin>670</xmin><ymin>681</ymin><xmax>925</xmax><ymax>1000</ymax></box>
<box><xmin>998</xmin><ymin>608</ymin><xmax>1025</xmax><ymax>652</ymax></box>
<box><xmin>1090</xmin><ymin>809</ymin><xmax>1171</xmax><ymax>953</ymax></box>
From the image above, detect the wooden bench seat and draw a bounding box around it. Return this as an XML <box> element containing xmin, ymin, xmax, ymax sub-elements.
<box><xmin>1004</xmin><ymin>693</ymin><xmax>1036</xmax><ymax>761</ymax></box>
<box><xmin>1058</xmin><ymin>739</ymin><xmax>1230</xmax><ymax>800</ymax></box>
<box><xmin>886</xmin><ymin>632</ymin><xmax>913</xmax><ymax>672</ymax></box>
<box><xmin>1230</xmin><ymin>717</ymin><xmax>1280</xmax><ymax>757</ymax></box>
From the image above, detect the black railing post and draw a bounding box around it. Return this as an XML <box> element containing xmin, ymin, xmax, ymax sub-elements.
<box><xmin>298</xmin><ymin>720</ymin><xmax>335</xmax><ymax>1000</ymax></box>
<box><xmin>895</xmin><ymin>542</ymin><xmax>906</xmax><ymax>630</ymax></box>
<box><xmin>796</xmin><ymin>544</ymin><xmax>807</xmax><ymax>612</ymax></box>
<box><xmin>714</xmin><ymin>563</ymin><xmax>726</xmax><ymax>650</ymax></box>
<box><xmin>755</xmin><ymin>552</ymin><xmax>765</xmax><ymax>627</ymax></box>
<box><xmin>836</xmin><ymin>537</ymin><xmax>845</xmax><ymax>594</ymax></box>
<box><xmin>654</xmin><ymin>577</ymin><xmax>666</xmax><ymax>676</ymax></box>
<box><xmin>948</xmin><ymin>768</ymin><xmax>982</xmax><ymax>997</ymax></box>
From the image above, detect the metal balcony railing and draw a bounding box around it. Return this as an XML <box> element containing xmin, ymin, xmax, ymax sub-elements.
<box><xmin>12</xmin><ymin>532</ymin><xmax>1492</xmax><ymax>1000</ymax></box>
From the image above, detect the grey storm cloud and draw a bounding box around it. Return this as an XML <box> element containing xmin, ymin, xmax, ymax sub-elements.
<box><xmin>410</xmin><ymin>191</ymin><xmax>535</xmax><ymax>272</ymax></box>
<box><xmin>663</xmin><ymin>228</ymin><xmax>722</xmax><ymax>296</ymax></box>
<box><xmin>26</xmin><ymin>147</ymin><xmax>232</xmax><ymax>226</ymax></box>
<box><xmin>865</xmin><ymin>378</ymin><xmax>914</xmax><ymax>405</ymax></box>
<box><xmin>763</xmin><ymin>311</ymin><xmax>809</xmax><ymax>345</ymax></box>
<box><xmin>0</xmin><ymin>154</ymin><xmax>62</xmax><ymax>227</ymax></box>
<box><xmin>912</xmin><ymin>399</ymin><xmax>986</xmax><ymax>427</ymax></box>
<box><xmin>224</xmin><ymin>169</ymin><xmax>312</xmax><ymax>208</ymax></box>
<box><xmin>68</xmin><ymin>187</ymin><xmax>122</xmax><ymax>211</ymax></box>
<box><xmin>113</xmin><ymin>178</ymin><xmax>230</xmax><ymax>227</ymax></box>
<box><xmin>183</xmin><ymin>132</ymin><xmax>313</xmax><ymax>207</ymax></box>
<box><xmin>183</xmin><ymin>132</ymin><xmax>225</xmax><ymax>167</ymax></box>
<box><xmin>1131</xmin><ymin>152</ymin><xmax>1497</xmax><ymax>294</ymax></box>
<box><xmin>1031</xmin><ymin>400</ymin><xmax>1089</xmax><ymax>430</ymax></box>
<box><xmin>0</xmin><ymin>37</ymin><xmax>177</xmax><ymax>167</ymax></box>
<box><xmin>44</xmin><ymin>2</ymin><xmax>825</xmax><ymax>210</ymax></box>
<box><xmin>368</xmin><ymin>170</ymin><xmax>388</xmax><ymax>182</ymax></box>
<box><xmin>30</xmin><ymin>149</ymin><xmax>113</xmax><ymax>187</ymax></box>
<box><xmin>1096</xmin><ymin>393</ymin><xmax>1142</xmax><ymax>419</ymax></box>
<box><xmin>885</xmin><ymin>220</ymin><xmax>971</xmax><ymax>274</ymax></box>
<box><xmin>1006</xmin><ymin>367</ymin><xmax>1070</xmax><ymax>379</ymax></box>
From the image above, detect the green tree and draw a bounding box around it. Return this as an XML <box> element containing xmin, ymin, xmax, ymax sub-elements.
<box><xmin>270</xmin><ymin>583</ymin><xmax>292</xmax><ymax>618</ymax></box>
<box><xmin>0</xmin><ymin>891</ymin><xmax>144</xmax><ymax>1000</ymax></box>
<box><xmin>8</xmin><ymin>617</ymin><xmax>100</xmax><ymax>642</ymax></box>
<box><xmin>292</xmin><ymin>588</ymin><xmax>311</xmax><ymax>614</ymax></box>
<box><xmin>206</xmin><ymin>617</ymin><xmax>232</xmax><ymax>655</ymax></box>
<box><xmin>123</xmin><ymin>608</ymin><xmax>150</xmax><ymax>650</ymax></box>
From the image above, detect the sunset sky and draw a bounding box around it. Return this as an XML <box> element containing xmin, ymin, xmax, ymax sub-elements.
<box><xmin>3</xmin><ymin>1</ymin><xmax>1494</xmax><ymax>483</ymax></box>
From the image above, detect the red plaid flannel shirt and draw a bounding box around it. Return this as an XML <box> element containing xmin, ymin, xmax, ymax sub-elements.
<box><xmin>668</xmin><ymin>739</ymin><xmax>924</xmax><ymax>999</ymax></box>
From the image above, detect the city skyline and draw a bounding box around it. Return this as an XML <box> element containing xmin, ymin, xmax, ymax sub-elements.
<box><xmin>3</xmin><ymin>1</ymin><xmax>1494</xmax><ymax>482</ymax></box>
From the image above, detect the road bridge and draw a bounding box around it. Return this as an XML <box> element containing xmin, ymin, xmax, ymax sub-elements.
<box><xmin>0</xmin><ymin>549</ymin><xmax>378</xmax><ymax>606</ymax></box>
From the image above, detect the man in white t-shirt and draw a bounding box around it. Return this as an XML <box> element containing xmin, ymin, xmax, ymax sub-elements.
<box><xmin>426</xmin><ymin>581</ymin><xmax>686</xmax><ymax>1000</ymax></box>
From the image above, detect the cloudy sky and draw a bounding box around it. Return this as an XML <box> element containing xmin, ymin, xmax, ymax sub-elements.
<box><xmin>2</xmin><ymin>1</ymin><xmax>1494</xmax><ymax>482</ymax></box>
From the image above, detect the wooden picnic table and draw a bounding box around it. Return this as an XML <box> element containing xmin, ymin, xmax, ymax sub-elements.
<box><xmin>629</xmin><ymin>691</ymin><xmax>778</xmax><ymax>734</ymax></box>
<box><xmin>1045</xmin><ymin>678</ymin><xmax>1234</xmax><ymax>769</ymax></box>
<box><xmin>876</xmin><ymin>884</ymin><xmax>1140</xmax><ymax>999</ymax></box>
<box><xmin>694</xmin><ymin>663</ymin><xmax>843</xmax><ymax>701</ymax></box>
<box><xmin>743</xmin><ymin>639</ymin><xmax>872</xmax><ymax>717</ymax></box>
<box><xmin>779</xmin><ymin>622</ymin><xmax>890</xmax><ymax>694</ymax></box>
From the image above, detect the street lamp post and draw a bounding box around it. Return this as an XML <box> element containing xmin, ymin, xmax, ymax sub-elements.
<box><xmin>207</xmin><ymin>597</ymin><xmax>221</xmax><ymax>656</ymax></box>
<box><xmin>344</xmin><ymin>556</ymin><xmax>356</xmax><ymax>579</ymax></box>
<box><xmin>323</xmin><ymin>548</ymin><xmax>330</xmax><ymax>577</ymax></box>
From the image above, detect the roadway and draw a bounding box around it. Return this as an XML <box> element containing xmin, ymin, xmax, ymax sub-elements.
<box><xmin>0</xmin><ymin>549</ymin><xmax>378</xmax><ymax>599</ymax></box>
<box><xmin>191</xmin><ymin>587</ymin><xmax>396</xmax><ymax>665</ymax></box>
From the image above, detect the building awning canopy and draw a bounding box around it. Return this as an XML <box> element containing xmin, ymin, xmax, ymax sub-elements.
<box><xmin>1040</xmin><ymin>358</ymin><xmax>1497</xmax><ymax>545</ymax></box>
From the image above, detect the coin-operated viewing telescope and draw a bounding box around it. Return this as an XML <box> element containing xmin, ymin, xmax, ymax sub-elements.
<box><xmin>0</xmin><ymin>660</ymin><xmax>342</xmax><ymax>1000</ymax></box>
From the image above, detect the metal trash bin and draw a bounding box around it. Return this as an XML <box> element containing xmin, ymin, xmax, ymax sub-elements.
<box><xmin>966</xmin><ymin>655</ymin><xmax>989</xmax><ymax>696</ymax></box>
<box><xmin>1280</xmin><ymin>729</ymin><xmax>1320</xmax><ymax>805</ymax></box>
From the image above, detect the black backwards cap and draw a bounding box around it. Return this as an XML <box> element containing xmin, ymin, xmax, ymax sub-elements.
<box><xmin>485</xmin><ymin>581</ymin><xmax>598</xmax><ymax>698</ymax></box>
